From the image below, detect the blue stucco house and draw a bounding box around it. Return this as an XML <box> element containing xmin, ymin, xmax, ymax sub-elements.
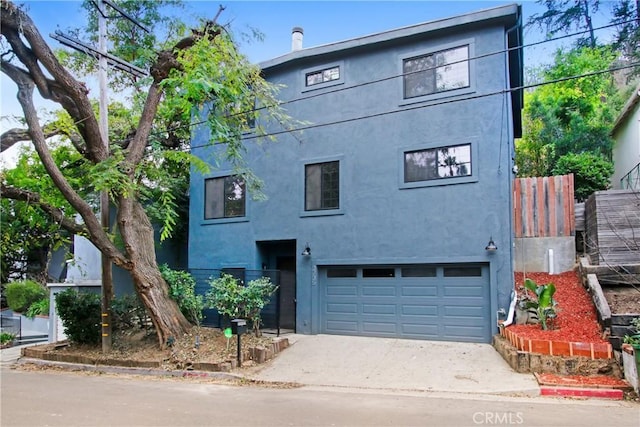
<box><xmin>189</xmin><ymin>4</ymin><xmax>523</xmax><ymax>343</ymax></box>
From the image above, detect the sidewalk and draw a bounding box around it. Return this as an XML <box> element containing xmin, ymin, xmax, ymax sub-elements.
<box><xmin>246</xmin><ymin>334</ymin><xmax>541</xmax><ymax>396</ymax></box>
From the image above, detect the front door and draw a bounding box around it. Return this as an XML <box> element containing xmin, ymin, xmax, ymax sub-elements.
<box><xmin>277</xmin><ymin>257</ymin><xmax>296</xmax><ymax>330</ymax></box>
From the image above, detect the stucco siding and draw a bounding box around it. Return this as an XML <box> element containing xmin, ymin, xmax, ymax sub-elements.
<box><xmin>612</xmin><ymin>101</ymin><xmax>640</xmax><ymax>189</ymax></box>
<box><xmin>189</xmin><ymin>7</ymin><xmax>520</xmax><ymax>340</ymax></box>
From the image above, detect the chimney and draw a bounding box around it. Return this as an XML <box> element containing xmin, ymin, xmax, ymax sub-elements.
<box><xmin>291</xmin><ymin>27</ymin><xmax>303</xmax><ymax>51</ymax></box>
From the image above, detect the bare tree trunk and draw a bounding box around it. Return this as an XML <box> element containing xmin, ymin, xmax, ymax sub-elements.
<box><xmin>118</xmin><ymin>198</ymin><xmax>191</xmax><ymax>347</ymax></box>
<box><xmin>581</xmin><ymin>0</ymin><xmax>596</xmax><ymax>48</ymax></box>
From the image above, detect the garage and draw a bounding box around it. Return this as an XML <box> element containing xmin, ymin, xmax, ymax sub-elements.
<box><xmin>319</xmin><ymin>264</ymin><xmax>491</xmax><ymax>343</ymax></box>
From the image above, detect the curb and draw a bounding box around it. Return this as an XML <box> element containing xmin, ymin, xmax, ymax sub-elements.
<box><xmin>540</xmin><ymin>386</ymin><xmax>624</xmax><ymax>400</ymax></box>
<box><xmin>18</xmin><ymin>357</ymin><xmax>248</xmax><ymax>381</ymax></box>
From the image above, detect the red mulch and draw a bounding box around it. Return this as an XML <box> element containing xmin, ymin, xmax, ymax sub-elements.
<box><xmin>508</xmin><ymin>271</ymin><xmax>607</xmax><ymax>344</ymax></box>
<box><xmin>535</xmin><ymin>373</ymin><xmax>630</xmax><ymax>389</ymax></box>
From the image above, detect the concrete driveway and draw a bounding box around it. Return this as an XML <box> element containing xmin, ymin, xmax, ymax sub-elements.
<box><xmin>249</xmin><ymin>334</ymin><xmax>540</xmax><ymax>396</ymax></box>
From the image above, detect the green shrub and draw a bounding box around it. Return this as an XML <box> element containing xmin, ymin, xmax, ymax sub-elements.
<box><xmin>552</xmin><ymin>152</ymin><xmax>613</xmax><ymax>202</ymax></box>
<box><xmin>160</xmin><ymin>264</ymin><xmax>203</xmax><ymax>325</ymax></box>
<box><xmin>206</xmin><ymin>274</ymin><xmax>277</xmax><ymax>336</ymax></box>
<box><xmin>111</xmin><ymin>294</ymin><xmax>149</xmax><ymax>331</ymax></box>
<box><xmin>0</xmin><ymin>332</ymin><xmax>15</xmax><ymax>345</ymax></box>
<box><xmin>25</xmin><ymin>298</ymin><xmax>50</xmax><ymax>319</ymax></box>
<box><xmin>5</xmin><ymin>280</ymin><xmax>47</xmax><ymax>313</ymax></box>
<box><xmin>55</xmin><ymin>288</ymin><xmax>101</xmax><ymax>345</ymax></box>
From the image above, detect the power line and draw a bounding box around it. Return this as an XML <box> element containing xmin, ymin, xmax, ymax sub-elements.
<box><xmin>246</xmin><ymin>18</ymin><xmax>638</xmax><ymax>113</ymax></box>
<box><xmin>54</xmin><ymin>17</ymin><xmax>640</xmax><ymax>149</ymax></box>
<box><xmin>183</xmin><ymin>61</ymin><xmax>640</xmax><ymax>150</ymax></box>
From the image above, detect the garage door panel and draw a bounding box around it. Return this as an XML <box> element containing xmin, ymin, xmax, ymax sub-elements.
<box><xmin>402</xmin><ymin>285</ymin><xmax>438</xmax><ymax>297</ymax></box>
<box><xmin>443</xmin><ymin>285</ymin><xmax>485</xmax><ymax>297</ymax></box>
<box><xmin>363</xmin><ymin>321</ymin><xmax>397</xmax><ymax>334</ymax></box>
<box><xmin>326</xmin><ymin>303</ymin><xmax>358</xmax><ymax>314</ymax></box>
<box><xmin>362</xmin><ymin>304</ymin><xmax>396</xmax><ymax>315</ymax></box>
<box><xmin>361</xmin><ymin>285</ymin><xmax>396</xmax><ymax>296</ymax></box>
<box><xmin>401</xmin><ymin>304</ymin><xmax>438</xmax><ymax>316</ymax></box>
<box><xmin>322</xmin><ymin>263</ymin><xmax>490</xmax><ymax>343</ymax></box>
<box><xmin>326</xmin><ymin>320</ymin><xmax>358</xmax><ymax>333</ymax></box>
<box><xmin>443</xmin><ymin>305</ymin><xmax>486</xmax><ymax>318</ymax></box>
<box><xmin>401</xmin><ymin>323</ymin><xmax>440</xmax><ymax>337</ymax></box>
<box><xmin>326</xmin><ymin>285</ymin><xmax>358</xmax><ymax>296</ymax></box>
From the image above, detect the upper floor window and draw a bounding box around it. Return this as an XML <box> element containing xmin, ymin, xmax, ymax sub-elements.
<box><xmin>403</xmin><ymin>45</ymin><xmax>469</xmax><ymax>99</ymax></box>
<box><xmin>305</xmin><ymin>161</ymin><xmax>339</xmax><ymax>211</ymax></box>
<box><xmin>404</xmin><ymin>144</ymin><xmax>471</xmax><ymax>182</ymax></box>
<box><xmin>204</xmin><ymin>175</ymin><xmax>246</xmax><ymax>219</ymax></box>
<box><xmin>306</xmin><ymin>66</ymin><xmax>340</xmax><ymax>87</ymax></box>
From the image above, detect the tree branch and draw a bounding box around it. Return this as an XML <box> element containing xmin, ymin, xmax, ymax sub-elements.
<box><xmin>0</xmin><ymin>184</ymin><xmax>87</xmax><ymax>235</ymax></box>
<box><xmin>0</xmin><ymin>126</ymin><xmax>87</xmax><ymax>155</ymax></box>
<box><xmin>1</xmin><ymin>0</ymin><xmax>105</xmax><ymax>163</ymax></box>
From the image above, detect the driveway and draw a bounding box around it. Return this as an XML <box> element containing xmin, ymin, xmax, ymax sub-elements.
<box><xmin>249</xmin><ymin>334</ymin><xmax>540</xmax><ymax>396</ymax></box>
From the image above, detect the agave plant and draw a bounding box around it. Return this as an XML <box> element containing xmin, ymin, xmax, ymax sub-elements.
<box><xmin>523</xmin><ymin>278</ymin><xmax>557</xmax><ymax>330</ymax></box>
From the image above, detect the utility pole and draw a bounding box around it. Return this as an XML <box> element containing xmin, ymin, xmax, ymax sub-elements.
<box><xmin>98</xmin><ymin>0</ymin><xmax>112</xmax><ymax>353</ymax></box>
<box><xmin>50</xmin><ymin>0</ymin><xmax>148</xmax><ymax>353</ymax></box>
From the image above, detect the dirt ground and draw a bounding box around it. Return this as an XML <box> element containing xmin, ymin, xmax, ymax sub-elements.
<box><xmin>51</xmin><ymin>327</ymin><xmax>276</xmax><ymax>370</ymax></box>
<box><xmin>603</xmin><ymin>287</ymin><xmax>640</xmax><ymax>314</ymax></box>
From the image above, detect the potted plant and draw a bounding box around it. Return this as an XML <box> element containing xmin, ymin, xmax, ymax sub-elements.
<box><xmin>519</xmin><ymin>278</ymin><xmax>557</xmax><ymax>330</ymax></box>
<box><xmin>622</xmin><ymin>318</ymin><xmax>640</xmax><ymax>393</ymax></box>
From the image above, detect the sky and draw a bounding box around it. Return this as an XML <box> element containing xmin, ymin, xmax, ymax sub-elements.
<box><xmin>0</xmin><ymin>0</ymin><xmax>619</xmax><ymax>163</ymax></box>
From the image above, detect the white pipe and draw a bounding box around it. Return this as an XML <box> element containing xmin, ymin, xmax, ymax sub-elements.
<box><xmin>502</xmin><ymin>290</ymin><xmax>518</xmax><ymax>327</ymax></box>
<box><xmin>548</xmin><ymin>249</ymin><xmax>555</xmax><ymax>275</ymax></box>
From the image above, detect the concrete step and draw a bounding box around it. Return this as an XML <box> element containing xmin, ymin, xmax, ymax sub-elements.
<box><xmin>540</xmin><ymin>386</ymin><xmax>624</xmax><ymax>400</ymax></box>
<box><xmin>534</xmin><ymin>372</ymin><xmax>631</xmax><ymax>400</ymax></box>
<box><xmin>15</xmin><ymin>335</ymin><xmax>48</xmax><ymax>345</ymax></box>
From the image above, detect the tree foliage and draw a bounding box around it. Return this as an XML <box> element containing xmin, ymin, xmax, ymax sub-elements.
<box><xmin>0</xmin><ymin>0</ymin><xmax>293</xmax><ymax>347</ymax></box>
<box><xmin>516</xmin><ymin>46</ymin><xmax>623</xmax><ymax>179</ymax></box>
<box><xmin>527</xmin><ymin>0</ymin><xmax>600</xmax><ymax>48</ymax></box>
<box><xmin>551</xmin><ymin>152</ymin><xmax>613</xmax><ymax>201</ymax></box>
<box><xmin>205</xmin><ymin>274</ymin><xmax>277</xmax><ymax>337</ymax></box>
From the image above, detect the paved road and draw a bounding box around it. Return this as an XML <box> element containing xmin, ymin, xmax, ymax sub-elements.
<box><xmin>1</xmin><ymin>368</ymin><xmax>638</xmax><ymax>427</ymax></box>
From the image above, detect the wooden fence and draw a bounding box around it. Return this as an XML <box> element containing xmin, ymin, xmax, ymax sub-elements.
<box><xmin>585</xmin><ymin>189</ymin><xmax>640</xmax><ymax>265</ymax></box>
<box><xmin>514</xmin><ymin>174</ymin><xmax>575</xmax><ymax>238</ymax></box>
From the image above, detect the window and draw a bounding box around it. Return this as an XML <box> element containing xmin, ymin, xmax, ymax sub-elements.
<box><xmin>404</xmin><ymin>144</ymin><xmax>471</xmax><ymax>183</ymax></box>
<box><xmin>363</xmin><ymin>268</ymin><xmax>396</xmax><ymax>278</ymax></box>
<box><xmin>327</xmin><ymin>268</ymin><xmax>357</xmax><ymax>278</ymax></box>
<box><xmin>443</xmin><ymin>266</ymin><xmax>482</xmax><ymax>277</ymax></box>
<box><xmin>306</xmin><ymin>66</ymin><xmax>340</xmax><ymax>87</ymax></box>
<box><xmin>401</xmin><ymin>266</ymin><xmax>437</xmax><ymax>277</ymax></box>
<box><xmin>204</xmin><ymin>176</ymin><xmax>246</xmax><ymax>219</ymax></box>
<box><xmin>305</xmin><ymin>161</ymin><xmax>339</xmax><ymax>211</ymax></box>
<box><xmin>403</xmin><ymin>45</ymin><xmax>469</xmax><ymax>99</ymax></box>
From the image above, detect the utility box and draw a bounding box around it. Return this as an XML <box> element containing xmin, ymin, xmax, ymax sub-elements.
<box><xmin>231</xmin><ymin>319</ymin><xmax>247</xmax><ymax>335</ymax></box>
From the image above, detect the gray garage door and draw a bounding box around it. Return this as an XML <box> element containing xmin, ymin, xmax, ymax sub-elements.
<box><xmin>320</xmin><ymin>264</ymin><xmax>491</xmax><ymax>343</ymax></box>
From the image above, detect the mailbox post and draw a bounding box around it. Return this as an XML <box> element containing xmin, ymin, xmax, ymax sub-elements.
<box><xmin>230</xmin><ymin>319</ymin><xmax>247</xmax><ymax>367</ymax></box>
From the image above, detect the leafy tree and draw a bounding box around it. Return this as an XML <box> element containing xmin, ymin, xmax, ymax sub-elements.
<box><xmin>1</xmin><ymin>142</ymin><xmax>88</xmax><ymax>284</ymax></box>
<box><xmin>611</xmin><ymin>0</ymin><xmax>640</xmax><ymax>78</ymax></box>
<box><xmin>516</xmin><ymin>46</ymin><xmax>622</xmax><ymax>177</ymax></box>
<box><xmin>0</xmin><ymin>1</ymin><xmax>292</xmax><ymax>347</ymax></box>
<box><xmin>552</xmin><ymin>152</ymin><xmax>613</xmax><ymax>201</ymax></box>
<box><xmin>527</xmin><ymin>0</ymin><xmax>600</xmax><ymax>48</ymax></box>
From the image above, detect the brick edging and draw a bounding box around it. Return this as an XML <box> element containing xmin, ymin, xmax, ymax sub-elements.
<box><xmin>500</xmin><ymin>325</ymin><xmax>612</xmax><ymax>359</ymax></box>
<box><xmin>21</xmin><ymin>337</ymin><xmax>290</xmax><ymax>373</ymax></box>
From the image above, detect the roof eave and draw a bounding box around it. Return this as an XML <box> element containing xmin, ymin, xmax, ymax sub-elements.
<box><xmin>611</xmin><ymin>84</ymin><xmax>640</xmax><ymax>136</ymax></box>
<box><xmin>259</xmin><ymin>3</ymin><xmax>521</xmax><ymax>71</ymax></box>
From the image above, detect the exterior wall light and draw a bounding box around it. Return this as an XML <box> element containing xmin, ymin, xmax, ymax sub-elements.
<box><xmin>301</xmin><ymin>243</ymin><xmax>311</xmax><ymax>256</ymax></box>
<box><xmin>485</xmin><ymin>237</ymin><xmax>497</xmax><ymax>252</ymax></box>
